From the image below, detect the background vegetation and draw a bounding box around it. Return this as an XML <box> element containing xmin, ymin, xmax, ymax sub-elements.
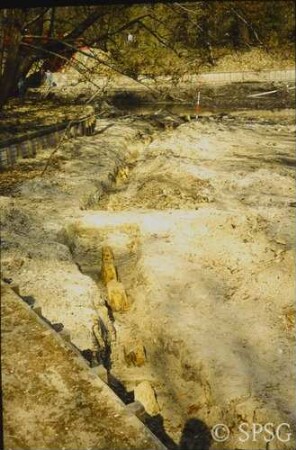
<box><xmin>0</xmin><ymin>1</ymin><xmax>295</xmax><ymax>108</ymax></box>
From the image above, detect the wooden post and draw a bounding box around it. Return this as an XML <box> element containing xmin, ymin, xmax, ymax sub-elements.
<box><xmin>195</xmin><ymin>91</ymin><xmax>201</xmax><ymax>120</ymax></box>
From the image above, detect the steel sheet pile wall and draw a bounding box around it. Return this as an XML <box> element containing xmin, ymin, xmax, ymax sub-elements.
<box><xmin>0</xmin><ymin>112</ymin><xmax>96</xmax><ymax>169</ymax></box>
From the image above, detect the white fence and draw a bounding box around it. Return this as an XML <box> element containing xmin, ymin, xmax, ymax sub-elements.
<box><xmin>52</xmin><ymin>68</ymin><xmax>295</xmax><ymax>90</ymax></box>
<box><xmin>195</xmin><ymin>69</ymin><xmax>295</xmax><ymax>84</ymax></box>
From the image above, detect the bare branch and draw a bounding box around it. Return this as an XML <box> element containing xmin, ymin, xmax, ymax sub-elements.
<box><xmin>138</xmin><ymin>20</ymin><xmax>180</xmax><ymax>55</ymax></box>
<box><xmin>169</xmin><ymin>2</ymin><xmax>203</xmax><ymax>32</ymax></box>
<box><xmin>22</xmin><ymin>36</ymin><xmax>160</xmax><ymax>95</ymax></box>
<box><xmin>92</xmin><ymin>14</ymin><xmax>150</xmax><ymax>43</ymax></box>
<box><xmin>63</xmin><ymin>7</ymin><xmax>111</xmax><ymax>42</ymax></box>
<box><xmin>23</xmin><ymin>8</ymin><xmax>50</xmax><ymax>31</ymax></box>
<box><xmin>21</xmin><ymin>41</ymin><xmax>103</xmax><ymax>91</ymax></box>
<box><xmin>173</xmin><ymin>2</ymin><xmax>200</xmax><ymax>17</ymax></box>
<box><xmin>231</xmin><ymin>7</ymin><xmax>264</xmax><ymax>46</ymax></box>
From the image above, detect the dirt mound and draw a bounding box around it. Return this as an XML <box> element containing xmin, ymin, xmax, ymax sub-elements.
<box><xmin>100</xmin><ymin>172</ymin><xmax>212</xmax><ymax>211</ymax></box>
<box><xmin>134</xmin><ymin>175</ymin><xmax>211</xmax><ymax>209</ymax></box>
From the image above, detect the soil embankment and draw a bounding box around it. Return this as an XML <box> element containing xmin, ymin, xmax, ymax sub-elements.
<box><xmin>2</xmin><ymin>283</ymin><xmax>166</xmax><ymax>450</ymax></box>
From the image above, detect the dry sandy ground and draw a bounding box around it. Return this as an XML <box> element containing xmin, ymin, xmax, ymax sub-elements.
<box><xmin>1</xmin><ymin>110</ymin><xmax>295</xmax><ymax>449</ymax></box>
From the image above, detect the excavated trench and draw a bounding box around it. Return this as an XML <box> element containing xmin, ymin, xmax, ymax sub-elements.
<box><xmin>58</xmin><ymin>205</ymin><xmax>177</xmax><ymax>444</ymax></box>
<box><xmin>58</xmin><ymin>111</ymin><xmax>295</xmax><ymax>449</ymax></box>
<box><xmin>1</xmin><ymin>109</ymin><xmax>295</xmax><ymax>449</ymax></box>
<box><xmin>58</xmin><ymin>219</ymin><xmax>194</xmax><ymax>449</ymax></box>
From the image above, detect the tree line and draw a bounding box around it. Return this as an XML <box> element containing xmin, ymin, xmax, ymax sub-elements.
<box><xmin>0</xmin><ymin>1</ymin><xmax>294</xmax><ymax>108</ymax></box>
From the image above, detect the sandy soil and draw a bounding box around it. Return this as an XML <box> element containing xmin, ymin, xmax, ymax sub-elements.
<box><xmin>1</xmin><ymin>110</ymin><xmax>295</xmax><ymax>449</ymax></box>
<box><xmin>2</xmin><ymin>285</ymin><xmax>166</xmax><ymax>450</ymax></box>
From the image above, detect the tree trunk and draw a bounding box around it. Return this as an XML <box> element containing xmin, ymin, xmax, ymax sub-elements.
<box><xmin>0</xmin><ymin>10</ymin><xmax>25</xmax><ymax>109</ymax></box>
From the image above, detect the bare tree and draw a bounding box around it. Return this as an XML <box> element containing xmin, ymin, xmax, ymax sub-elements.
<box><xmin>0</xmin><ymin>2</ymin><xmax>294</xmax><ymax>109</ymax></box>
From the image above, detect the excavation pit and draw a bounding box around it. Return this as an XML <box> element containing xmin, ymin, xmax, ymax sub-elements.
<box><xmin>1</xmin><ymin>113</ymin><xmax>295</xmax><ymax>449</ymax></box>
